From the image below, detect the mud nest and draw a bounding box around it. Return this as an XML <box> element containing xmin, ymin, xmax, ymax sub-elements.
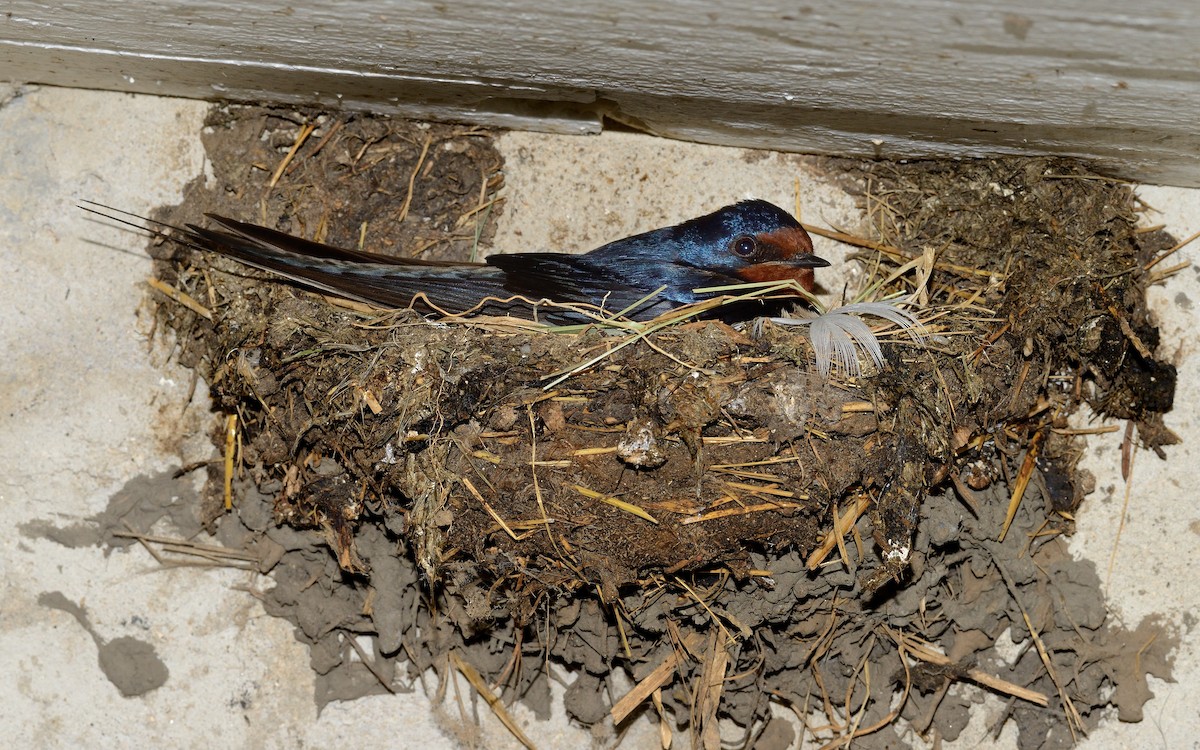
<box><xmin>144</xmin><ymin>107</ymin><xmax>1178</xmax><ymax>749</ymax></box>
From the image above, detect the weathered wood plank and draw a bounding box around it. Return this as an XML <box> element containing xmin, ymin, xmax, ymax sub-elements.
<box><xmin>4</xmin><ymin>1</ymin><xmax>1198</xmax><ymax>184</ymax></box>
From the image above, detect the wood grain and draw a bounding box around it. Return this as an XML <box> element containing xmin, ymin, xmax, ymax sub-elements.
<box><xmin>4</xmin><ymin>1</ymin><xmax>1198</xmax><ymax>184</ymax></box>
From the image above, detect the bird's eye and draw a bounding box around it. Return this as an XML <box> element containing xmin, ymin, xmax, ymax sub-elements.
<box><xmin>731</xmin><ymin>235</ymin><xmax>758</xmax><ymax>258</ymax></box>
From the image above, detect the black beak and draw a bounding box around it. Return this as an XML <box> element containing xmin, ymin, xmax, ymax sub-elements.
<box><xmin>787</xmin><ymin>253</ymin><xmax>831</xmax><ymax>269</ymax></box>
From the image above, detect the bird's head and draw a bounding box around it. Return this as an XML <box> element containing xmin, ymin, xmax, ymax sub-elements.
<box><xmin>675</xmin><ymin>199</ymin><xmax>829</xmax><ymax>291</ymax></box>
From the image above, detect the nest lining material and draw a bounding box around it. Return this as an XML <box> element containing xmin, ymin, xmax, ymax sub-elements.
<box><xmin>139</xmin><ymin>107</ymin><xmax>1179</xmax><ymax>749</ymax></box>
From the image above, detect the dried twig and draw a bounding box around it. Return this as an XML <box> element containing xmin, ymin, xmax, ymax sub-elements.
<box><xmin>999</xmin><ymin>427</ymin><xmax>1045</xmax><ymax>542</ymax></box>
<box><xmin>448</xmin><ymin>650</ymin><xmax>536</xmax><ymax>750</ymax></box>
<box><xmin>147</xmin><ymin>277</ymin><xmax>212</xmax><ymax>320</ymax></box>
<box><xmin>611</xmin><ymin>631</ymin><xmax>704</xmax><ymax>724</ymax></box>
<box><xmin>887</xmin><ymin>627</ymin><xmax>1049</xmax><ymax>707</ymax></box>
<box><xmin>397</xmin><ymin>134</ymin><xmax>434</xmax><ymax>224</ymax></box>
<box><xmin>806</xmin><ymin>494</ymin><xmax>872</xmax><ymax>570</ymax></box>
<box><xmin>461</xmin><ymin>476</ymin><xmax>517</xmax><ymax>540</ymax></box>
<box><xmin>693</xmin><ymin>628</ymin><xmax>729</xmax><ymax>750</ymax></box>
<box><xmin>269</xmin><ymin>121</ymin><xmax>316</xmax><ymax>187</ymax></box>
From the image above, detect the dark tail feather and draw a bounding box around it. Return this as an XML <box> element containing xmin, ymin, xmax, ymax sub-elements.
<box><xmin>182</xmin><ymin>221</ymin><xmax>512</xmax><ymax>310</ymax></box>
<box><xmin>201</xmin><ymin>214</ymin><xmax>472</xmax><ymax>268</ymax></box>
<box><xmin>78</xmin><ymin>200</ymin><xmax>207</xmax><ymax>254</ymax></box>
<box><xmin>80</xmin><ymin>201</ymin><xmax>535</xmax><ymax>315</ymax></box>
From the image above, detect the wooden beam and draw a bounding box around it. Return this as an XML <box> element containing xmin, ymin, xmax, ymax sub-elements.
<box><xmin>5</xmin><ymin>1</ymin><xmax>1199</xmax><ymax>185</ymax></box>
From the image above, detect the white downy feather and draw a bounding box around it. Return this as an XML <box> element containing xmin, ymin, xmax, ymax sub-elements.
<box><xmin>759</xmin><ymin>301</ymin><xmax>925</xmax><ymax>377</ymax></box>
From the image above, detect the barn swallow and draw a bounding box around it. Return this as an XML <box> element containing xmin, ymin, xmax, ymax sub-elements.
<box><xmin>83</xmin><ymin>199</ymin><xmax>829</xmax><ymax>324</ymax></box>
